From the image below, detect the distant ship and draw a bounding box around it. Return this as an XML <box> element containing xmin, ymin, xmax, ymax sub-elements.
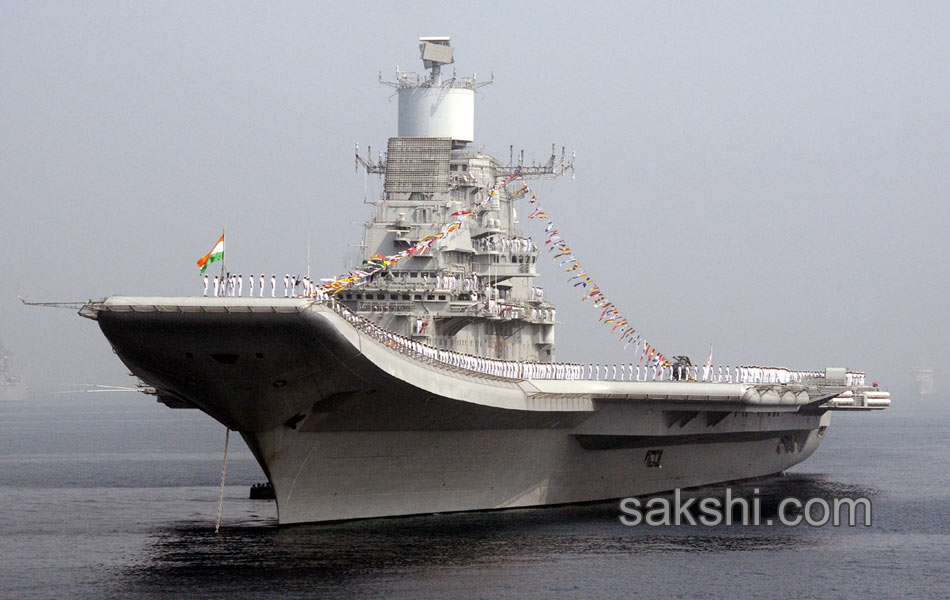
<box><xmin>0</xmin><ymin>340</ymin><xmax>27</xmax><ymax>402</ymax></box>
<box><xmin>78</xmin><ymin>37</ymin><xmax>890</xmax><ymax>525</ymax></box>
<box><xmin>913</xmin><ymin>367</ymin><xmax>934</xmax><ymax>396</ymax></box>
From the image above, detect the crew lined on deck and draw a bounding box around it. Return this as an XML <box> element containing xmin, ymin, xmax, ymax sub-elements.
<box><xmin>321</xmin><ymin>296</ymin><xmax>866</xmax><ymax>385</ymax></box>
<box><xmin>198</xmin><ymin>276</ymin><xmax>866</xmax><ymax>386</ymax></box>
<box><xmin>205</xmin><ymin>273</ymin><xmax>321</xmax><ymax>298</ymax></box>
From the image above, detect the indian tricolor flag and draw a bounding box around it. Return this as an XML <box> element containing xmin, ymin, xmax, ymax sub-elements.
<box><xmin>197</xmin><ymin>234</ymin><xmax>225</xmax><ymax>274</ymax></box>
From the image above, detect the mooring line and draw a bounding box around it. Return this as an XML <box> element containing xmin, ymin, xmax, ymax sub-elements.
<box><xmin>214</xmin><ymin>427</ymin><xmax>230</xmax><ymax>533</ymax></box>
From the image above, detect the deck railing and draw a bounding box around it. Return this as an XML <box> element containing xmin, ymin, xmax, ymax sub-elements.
<box><xmin>316</xmin><ymin>296</ymin><xmax>866</xmax><ymax>385</ymax></box>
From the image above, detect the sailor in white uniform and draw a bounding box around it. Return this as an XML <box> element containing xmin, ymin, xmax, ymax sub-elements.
<box><xmin>248</xmin><ymin>274</ymin><xmax>254</xmax><ymax>297</ymax></box>
<box><xmin>238</xmin><ymin>274</ymin><xmax>243</xmax><ymax>297</ymax></box>
<box><xmin>284</xmin><ymin>275</ymin><xmax>290</xmax><ymax>297</ymax></box>
<box><xmin>213</xmin><ymin>275</ymin><xmax>219</xmax><ymax>297</ymax></box>
<box><xmin>203</xmin><ymin>275</ymin><xmax>209</xmax><ymax>296</ymax></box>
<box><xmin>260</xmin><ymin>274</ymin><xmax>265</xmax><ymax>297</ymax></box>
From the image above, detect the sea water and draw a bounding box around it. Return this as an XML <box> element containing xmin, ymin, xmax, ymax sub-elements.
<box><xmin>1</xmin><ymin>394</ymin><xmax>947</xmax><ymax>599</ymax></box>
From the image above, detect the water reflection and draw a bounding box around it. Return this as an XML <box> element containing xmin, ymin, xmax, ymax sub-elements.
<box><xmin>126</xmin><ymin>472</ymin><xmax>876</xmax><ymax>593</ymax></box>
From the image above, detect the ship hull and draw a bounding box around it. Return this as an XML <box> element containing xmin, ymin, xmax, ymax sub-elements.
<box><xmin>93</xmin><ymin>297</ymin><xmax>839</xmax><ymax>525</ymax></box>
<box><xmin>245</xmin><ymin>421</ymin><xmax>826</xmax><ymax>524</ymax></box>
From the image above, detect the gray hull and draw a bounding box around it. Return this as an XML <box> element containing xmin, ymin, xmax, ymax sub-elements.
<box><xmin>93</xmin><ymin>297</ymin><xmax>847</xmax><ymax>525</ymax></box>
<box><xmin>247</xmin><ymin>424</ymin><xmax>826</xmax><ymax>524</ymax></box>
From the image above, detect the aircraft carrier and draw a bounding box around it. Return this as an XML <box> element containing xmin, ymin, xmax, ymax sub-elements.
<box><xmin>79</xmin><ymin>37</ymin><xmax>890</xmax><ymax>525</ymax></box>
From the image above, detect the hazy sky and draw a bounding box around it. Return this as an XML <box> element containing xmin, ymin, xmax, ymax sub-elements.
<box><xmin>1</xmin><ymin>1</ymin><xmax>947</xmax><ymax>397</ymax></box>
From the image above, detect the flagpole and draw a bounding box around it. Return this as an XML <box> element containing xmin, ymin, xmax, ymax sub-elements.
<box><xmin>220</xmin><ymin>227</ymin><xmax>227</xmax><ymax>282</ymax></box>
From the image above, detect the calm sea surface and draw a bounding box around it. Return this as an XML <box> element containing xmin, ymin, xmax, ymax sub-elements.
<box><xmin>1</xmin><ymin>393</ymin><xmax>947</xmax><ymax>599</ymax></box>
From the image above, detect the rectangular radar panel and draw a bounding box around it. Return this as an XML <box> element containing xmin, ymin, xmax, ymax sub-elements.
<box><xmin>384</xmin><ymin>137</ymin><xmax>452</xmax><ymax>193</ymax></box>
<box><xmin>420</xmin><ymin>42</ymin><xmax>453</xmax><ymax>65</ymax></box>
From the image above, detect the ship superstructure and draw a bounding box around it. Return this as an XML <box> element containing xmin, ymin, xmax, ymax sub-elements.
<box><xmin>75</xmin><ymin>37</ymin><xmax>891</xmax><ymax>525</ymax></box>
<box><xmin>349</xmin><ymin>37</ymin><xmax>569</xmax><ymax>361</ymax></box>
